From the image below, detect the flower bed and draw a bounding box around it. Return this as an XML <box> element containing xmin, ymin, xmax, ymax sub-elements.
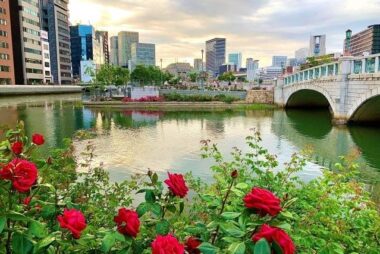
<box><xmin>122</xmin><ymin>96</ymin><xmax>165</xmax><ymax>103</ymax></box>
<box><xmin>0</xmin><ymin>123</ymin><xmax>379</xmax><ymax>253</ymax></box>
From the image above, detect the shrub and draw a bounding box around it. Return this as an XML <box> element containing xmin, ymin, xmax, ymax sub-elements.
<box><xmin>0</xmin><ymin>123</ymin><xmax>379</xmax><ymax>253</ymax></box>
<box><xmin>122</xmin><ymin>96</ymin><xmax>164</xmax><ymax>103</ymax></box>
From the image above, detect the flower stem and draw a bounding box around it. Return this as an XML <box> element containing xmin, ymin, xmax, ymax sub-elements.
<box><xmin>211</xmin><ymin>177</ymin><xmax>236</xmax><ymax>244</ymax></box>
<box><xmin>6</xmin><ymin>190</ymin><xmax>13</xmax><ymax>254</ymax></box>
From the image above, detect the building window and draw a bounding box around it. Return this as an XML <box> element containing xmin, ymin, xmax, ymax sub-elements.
<box><xmin>25</xmin><ymin>47</ymin><xmax>42</xmax><ymax>55</ymax></box>
<box><xmin>45</xmin><ymin>62</ymin><xmax>50</xmax><ymax>67</ymax></box>
<box><xmin>0</xmin><ymin>53</ymin><xmax>9</xmax><ymax>60</ymax></box>
<box><xmin>0</xmin><ymin>8</ymin><xmax>6</xmax><ymax>15</ymax></box>
<box><xmin>22</xmin><ymin>17</ymin><xmax>39</xmax><ymax>27</ymax></box>
<box><xmin>26</xmin><ymin>68</ymin><xmax>43</xmax><ymax>74</ymax></box>
<box><xmin>24</xmin><ymin>37</ymin><xmax>41</xmax><ymax>46</ymax></box>
<box><xmin>0</xmin><ymin>30</ymin><xmax>7</xmax><ymax>37</ymax></box>
<box><xmin>44</xmin><ymin>53</ymin><xmax>49</xmax><ymax>58</ymax></box>
<box><xmin>25</xmin><ymin>58</ymin><xmax>42</xmax><ymax>64</ymax></box>
<box><xmin>23</xmin><ymin>7</ymin><xmax>39</xmax><ymax>17</ymax></box>
<box><xmin>45</xmin><ymin>71</ymin><xmax>50</xmax><ymax>76</ymax></box>
<box><xmin>0</xmin><ymin>19</ymin><xmax>7</xmax><ymax>25</ymax></box>
<box><xmin>0</xmin><ymin>65</ymin><xmax>10</xmax><ymax>72</ymax></box>
<box><xmin>365</xmin><ymin>58</ymin><xmax>375</xmax><ymax>73</ymax></box>
<box><xmin>0</xmin><ymin>42</ymin><xmax>8</xmax><ymax>48</ymax></box>
<box><xmin>0</xmin><ymin>78</ymin><xmax>11</xmax><ymax>85</ymax></box>
<box><xmin>23</xmin><ymin>28</ymin><xmax>40</xmax><ymax>37</ymax></box>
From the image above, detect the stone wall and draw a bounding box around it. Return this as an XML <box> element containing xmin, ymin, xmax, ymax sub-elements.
<box><xmin>0</xmin><ymin>85</ymin><xmax>82</xmax><ymax>95</ymax></box>
<box><xmin>245</xmin><ymin>90</ymin><xmax>274</xmax><ymax>104</ymax></box>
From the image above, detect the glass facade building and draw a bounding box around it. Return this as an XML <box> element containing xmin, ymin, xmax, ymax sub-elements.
<box><xmin>345</xmin><ymin>25</ymin><xmax>380</xmax><ymax>56</ymax></box>
<box><xmin>118</xmin><ymin>31</ymin><xmax>139</xmax><ymax>68</ymax></box>
<box><xmin>206</xmin><ymin>38</ymin><xmax>226</xmax><ymax>77</ymax></box>
<box><xmin>228</xmin><ymin>53</ymin><xmax>242</xmax><ymax>70</ymax></box>
<box><xmin>131</xmin><ymin>43</ymin><xmax>155</xmax><ymax>67</ymax></box>
<box><xmin>70</xmin><ymin>25</ymin><xmax>94</xmax><ymax>78</ymax></box>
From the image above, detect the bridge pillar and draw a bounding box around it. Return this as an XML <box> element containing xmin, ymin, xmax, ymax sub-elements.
<box><xmin>333</xmin><ymin>56</ymin><xmax>354</xmax><ymax>125</ymax></box>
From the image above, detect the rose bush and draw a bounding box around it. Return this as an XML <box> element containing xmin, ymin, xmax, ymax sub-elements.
<box><xmin>0</xmin><ymin>123</ymin><xmax>379</xmax><ymax>254</ymax></box>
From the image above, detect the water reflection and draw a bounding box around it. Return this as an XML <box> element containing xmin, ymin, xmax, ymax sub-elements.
<box><xmin>0</xmin><ymin>95</ymin><xmax>378</xmax><ymax>189</ymax></box>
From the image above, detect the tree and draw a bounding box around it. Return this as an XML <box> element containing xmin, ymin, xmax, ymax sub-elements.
<box><xmin>188</xmin><ymin>72</ymin><xmax>198</xmax><ymax>82</ymax></box>
<box><xmin>218</xmin><ymin>71</ymin><xmax>236</xmax><ymax>82</ymax></box>
<box><xmin>92</xmin><ymin>64</ymin><xmax>130</xmax><ymax>99</ymax></box>
<box><xmin>131</xmin><ymin>65</ymin><xmax>167</xmax><ymax>86</ymax></box>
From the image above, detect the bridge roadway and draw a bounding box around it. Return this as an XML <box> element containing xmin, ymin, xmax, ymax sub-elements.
<box><xmin>274</xmin><ymin>54</ymin><xmax>380</xmax><ymax>125</ymax></box>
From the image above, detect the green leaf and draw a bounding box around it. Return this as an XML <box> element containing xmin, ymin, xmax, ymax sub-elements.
<box><xmin>0</xmin><ymin>216</ymin><xmax>6</xmax><ymax>233</ymax></box>
<box><xmin>156</xmin><ymin>220</ymin><xmax>170</xmax><ymax>235</ymax></box>
<box><xmin>280</xmin><ymin>211</ymin><xmax>294</xmax><ymax>220</ymax></box>
<box><xmin>152</xmin><ymin>173</ymin><xmax>158</xmax><ymax>184</ymax></box>
<box><xmin>254</xmin><ymin>239</ymin><xmax>271</xmax><ymax>254</ymax></box>
<box><xmin>274</xmin><ymin>222</ymin><xmax>291</xmax><ymax>232</ymax></box>
<box><xmin>179</xmin><ymin>201</ymin><xmax>185</xmax><ymax>214</ymax></box>
<box><xmin>101</xmin><ymin>233</ymin><xmax>116</xmax><ymax>253</ymax></box>
<box><xmin>235</xmin><ymin>183</ymin><xmax>249</xmax><ymax>190</ymax></box>
<box><xmin>221</xmin><ymin>212</ymin><xmax>241</xmax><ymax>220</ymax></box>
<box><xmin>29</xmin><ymin>221</ymin><xmax>48</xmax><ymax>239</ymax></box>
<box><xmin>228</xmin><ymin>242</ymin><xmax>246</xmax><ymax>254</ymax></box>
<box><xmin>34</xmin><ymin>236</ymin><xmax>55</xmax><ymax>253</ymax></box>
<box><xmin>221</xmin><ymin>224</ymin><xmax>245</xmax><ymax>238</ymax></box>
<box><xmin>12</xmin><ymin>233</ymin><xmax>33</xmax><ymax>254</ymax></box>
<box><xmin>7</xmin><ymin>211</ymin><xmax>29</xmax><ymax>221</ymax></box>
<box><xmin>198</xmin><ymin>242</ymin><xmax>218</xmax><ymax>254</ymax></box>
<box><xmin>150</xmin><ymin>203</ymin><xmax>162</xmax><ymax>217</ymax></box>
<box><xmin>136</xmin><ymin>202</ymin><xmax>150</xmax><ymax>217</ymax></box>
<box><xmin>145</xmin><ymin>190</ymin><xmax>156</xmax><ymax>203</ymax></box>
<box><xmin>272</xmin><ymin>241</ymin><xmax>283</xmax><ymax>254</ymax></box>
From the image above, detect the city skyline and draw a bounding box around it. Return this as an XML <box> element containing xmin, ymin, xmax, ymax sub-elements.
<box><xmin>69</xmin><ymin>0</ymin><xmax>380</xmax><ymax>66</ymax></box>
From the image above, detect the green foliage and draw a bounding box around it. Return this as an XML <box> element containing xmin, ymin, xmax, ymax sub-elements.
<box><xmin>93</xmin><ymin>64</ymin><xmax>130</xmax><ymax>89</ymax></box>
<box><xmin>163</xmin><ymin>93</ymin><xmax>240</xmax><ymax>103</ymax></box>
<box><xmin>0</xmin><ymin>123</ymin><xmax>379</xmax><ymax>253</ymax></box>
<box><xmin>218</xmin><ymin>72</ymin><xmax>236</xmax><ymax>82</ymax></box>
<box><xmin>131</xmin><ymin>65</ymin><xmax>168</xmax><ymax>86</ymax></box>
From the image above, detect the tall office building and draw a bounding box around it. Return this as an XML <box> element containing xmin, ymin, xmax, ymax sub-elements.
<box><xmin>206</xmin><ymin>38</ymin><xmax>226</xmax><ymax>77</ymax></box>
<box><xmin>131</xmin><ymin>42</ymin><xmax>155</xmax><ymax>67</ymax></box>
<box><xmin>272</xmin><ymin>56</ymin><xmax>287</xmax><ymax>68</ymax></box>
<box><xmin>246</xmin><ymin>58</ymin><xmax>259</xmax><ymax>82</ymax></box>
<box><xmin>194</xmin><ymin>58</ymin><xmax>203</xmax><ymax>72</ymax></box>
<box><xmin>110</xmin><ymin>36</ymin><xmax>118</xmax><ymax>65</ymax></box>
<box><xmin>344</xmin><ymin>25</ymin><xmax>380</xmax><ymax>56</ymax></box>
<box><xmin>295</xmin><ymin>47</ymin><xmax>308</xmax><ymax>64</ymax></box>
<box><xmin>96</xmin><ymin>31</ymin><xmax>109</xmax><ymax>64</ymax></box>
<box><xmin>41</xmin><ymin>30</ymin><xmax>52</xmax><ymax>83</ymax></box>
<box><xmin>10</xmin><ymin>0</ymin><xmax>44</xmax><ymax>84</ymax></box>
<box><xmin>41</xmin><ymin>0</ymin><xmax>72</xmax><ymax>84</ymax></box>
<box><xmin>309</xmin><ymin>35</ymin><xmax>326</xmax><ymax>57</ymax></box>
<box><xmin>118</xmin><ymin>31</ymin><xmax>138</xmax><ymax>68</ymax></box>
<box><xmin>0</xmin><ymin>0</ymin><xmax>15</xmax><ymax>84</ymax></box>
<box><xmin>228</xmin><ymin>52</ymin><xmax>242</xmax><ymax>70</ymax></box>
<box><xmin>70</xmin><ymin>25</ymin><xmax>94</xmax><ymax>78</ymax></box>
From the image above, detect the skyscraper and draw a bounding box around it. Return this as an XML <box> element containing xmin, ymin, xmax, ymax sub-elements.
<box><xmin>70</xmin><ymin>25</ymin><xmax>94</xmax><ymax>78</ymax></box>
<box><xmin>228</xmin><ymin>52</ymin><xmax>242</xmax><ymax>70</ymax></box>
<box><xmin>295</xmin><ymin>47</ymin><xmax>309</xmax><ymax>64</ymax></box>
<box><xmin>344</xmin><ymin>25</ymin><xmax>380</xmax><ymax>56</ymax></box>
<box><xmin>246</xmin><ymin>58</ymin><xmax>259</xmax><ymax>82</ymax></box>
<box><xmin>41</xmin><ymin>30</ymin><xmax>53</xmax><ymax>83</ymax></box>
<box><xmin>110</xmin><ymin>36</ymin><xmax>118</xmax><ymax>65</ymax></box>
<box><xmin>131</xmin><ymin>42</ymin><xmax>155</xmax><ymax>67</ymax></box>
<box><xmin>309</xmin><ymin>35</ymin><xmax>326</xmax><ymax>57</ymax></box>
<box><xmin>96</xmin><ymin>31</ymin><xmax>109</xmax><ymax>64</ymax></box>
<box><xmin>10</xmin><ymin>0</ymin><xmax>44</xmax><ymax>84</ymax></box>
<box><xmin>41</xmin><ymin>0</ymin><xmax>72</xmax><ymax>84</ymax></box>
<box><xmin>0</xmin><ymin>0</ymin><xmax>15</xmax><ymax>84</ymax></box>
<box><xmin>206</xmin><ymin>38</ymin><xmax>226</xmax><ymax>77</ymax></box>
<box><xmin>272</xmin><ymin>56</ymin><xmax>287</xmax><ymax>68</ymax></box>
<box><xmin>118</xmin><ymin>31</ymin><xmax>139</xmax><ymax>68</ymax></box>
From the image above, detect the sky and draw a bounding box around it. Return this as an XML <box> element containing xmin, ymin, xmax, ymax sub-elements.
<box><xmin>69</xmin><ymin>0</ymin><xmax>380</xmax><ymax>67</ymax></box>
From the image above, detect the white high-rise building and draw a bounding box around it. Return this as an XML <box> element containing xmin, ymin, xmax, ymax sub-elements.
<box><xmin>309</xmin><ymin>35</ymin><xmax>326</xmax><ymax>57</ymax></box>
<box><xmin>246</xmin><ymin>58</ymin><xmax>259</xmax><ymax>82</ymax></box>
<box><xmin>41</xmin><ymin>30</ymin><xmax>53</xmax><ymax>84</ymax></box>
<box><xmin>110</xmin><ymin>36</ymin><xmax>118</xmax><ymax>65</ymax></box>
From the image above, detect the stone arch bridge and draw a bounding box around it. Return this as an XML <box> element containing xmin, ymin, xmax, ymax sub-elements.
<box><xmin>274</xmin><ymin>54</ymin><xmax>380</xmax><ymax>124</ymax></box>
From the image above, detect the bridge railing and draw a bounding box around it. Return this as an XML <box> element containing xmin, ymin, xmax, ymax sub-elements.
<box><xmin>283</xmin><ymin>53</ymin><xmax>380</xmax><ymax>86</ymax></box>
<box><xmin>284</xmin><ymin>62</ymin><xmax>339</xmax><ymax>86</ymax></box>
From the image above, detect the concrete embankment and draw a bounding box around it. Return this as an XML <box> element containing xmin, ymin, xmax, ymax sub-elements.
<box><xmin>0</xmin><ymin>85</ymin><xmax>83</xmax><ymax>96</ymax></box>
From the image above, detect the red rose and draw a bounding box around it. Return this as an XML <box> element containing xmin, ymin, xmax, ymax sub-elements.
<box><xmin>23</xmin><ymin>196</ymin><xmax>32</xmax><ymax>206</ymax></box>
<box><xmin>11</xmin><ymin>141</ymin><xmax>23</xmax><ymax>155</ymax></box>
<box><xmin>114</xmin><ymin>208</ymin><xmax>140</xmax><ymax>238</ymax></box>
<box><xmin>151</xmin><ymin>234</ymin><xmax>184</xmax><ymax>254</ymax></box>
<box><xmin>32</xmin><ymin>134</ymin><xmax>45</xmax><ymax>146</ymax></box>
<box><xmin>164</xmin><ymin>172</ymin><xmax>189</xmax><ymax>198</ymax></box>
<box><xmin>252</xmin><ymin>224</ymin><xmax>295</xmax><ymax>254</ymax></box>
<box><xmin>243</xmin><ymin>187</ymin><xmax>282</xmax><ymax>217</ymax></box>
<box><xmin>185</xmin><ymin>236</ymin><xmax>201</xmax><ymax>254</ymax></box>
<box><xmin>231</xmin><ymin>170</ymin><xmax>238</xmax><ymax>178</ymax></box>
<box><xmin>0</xmin><ymin>159</ymin><xmax>38</xmax><ymax>193</ymax></box>
<box><xmin>57</xmin><ymin>209</ymin><xmax>87</xmax><ymax>239</ymax></box>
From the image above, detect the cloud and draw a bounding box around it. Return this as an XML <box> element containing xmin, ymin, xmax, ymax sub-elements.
<box><xmin>69</xmin><ymin>0</ymin><xmax>380</xmax><ymax>67</ymax></box>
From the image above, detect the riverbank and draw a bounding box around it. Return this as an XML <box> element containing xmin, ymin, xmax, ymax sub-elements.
<box><xmin>83</xmin><ymin>100</ymin><xmax>277</xmax><ymax>110</ymax></box>
<box><xmin>0</xmin><ymin>85</ymin><xmax>82</xmax><ymax>96</ymax></box>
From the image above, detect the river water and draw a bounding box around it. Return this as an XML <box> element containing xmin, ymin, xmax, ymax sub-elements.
<box><xmin>0</xmin><ymin>94</ymin><xmax>379</xmax><ymax>201</ymax></box>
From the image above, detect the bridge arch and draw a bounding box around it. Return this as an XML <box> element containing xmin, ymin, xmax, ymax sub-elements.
<box><xmin>284</xmin><ymin>84</ymin><xmax>337</xmax><ymax>116</ymax></box>
<box><xmin>348</xmin><ymin>87</ymin><xmax>380</xmax><ymax>124</ymax></box>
